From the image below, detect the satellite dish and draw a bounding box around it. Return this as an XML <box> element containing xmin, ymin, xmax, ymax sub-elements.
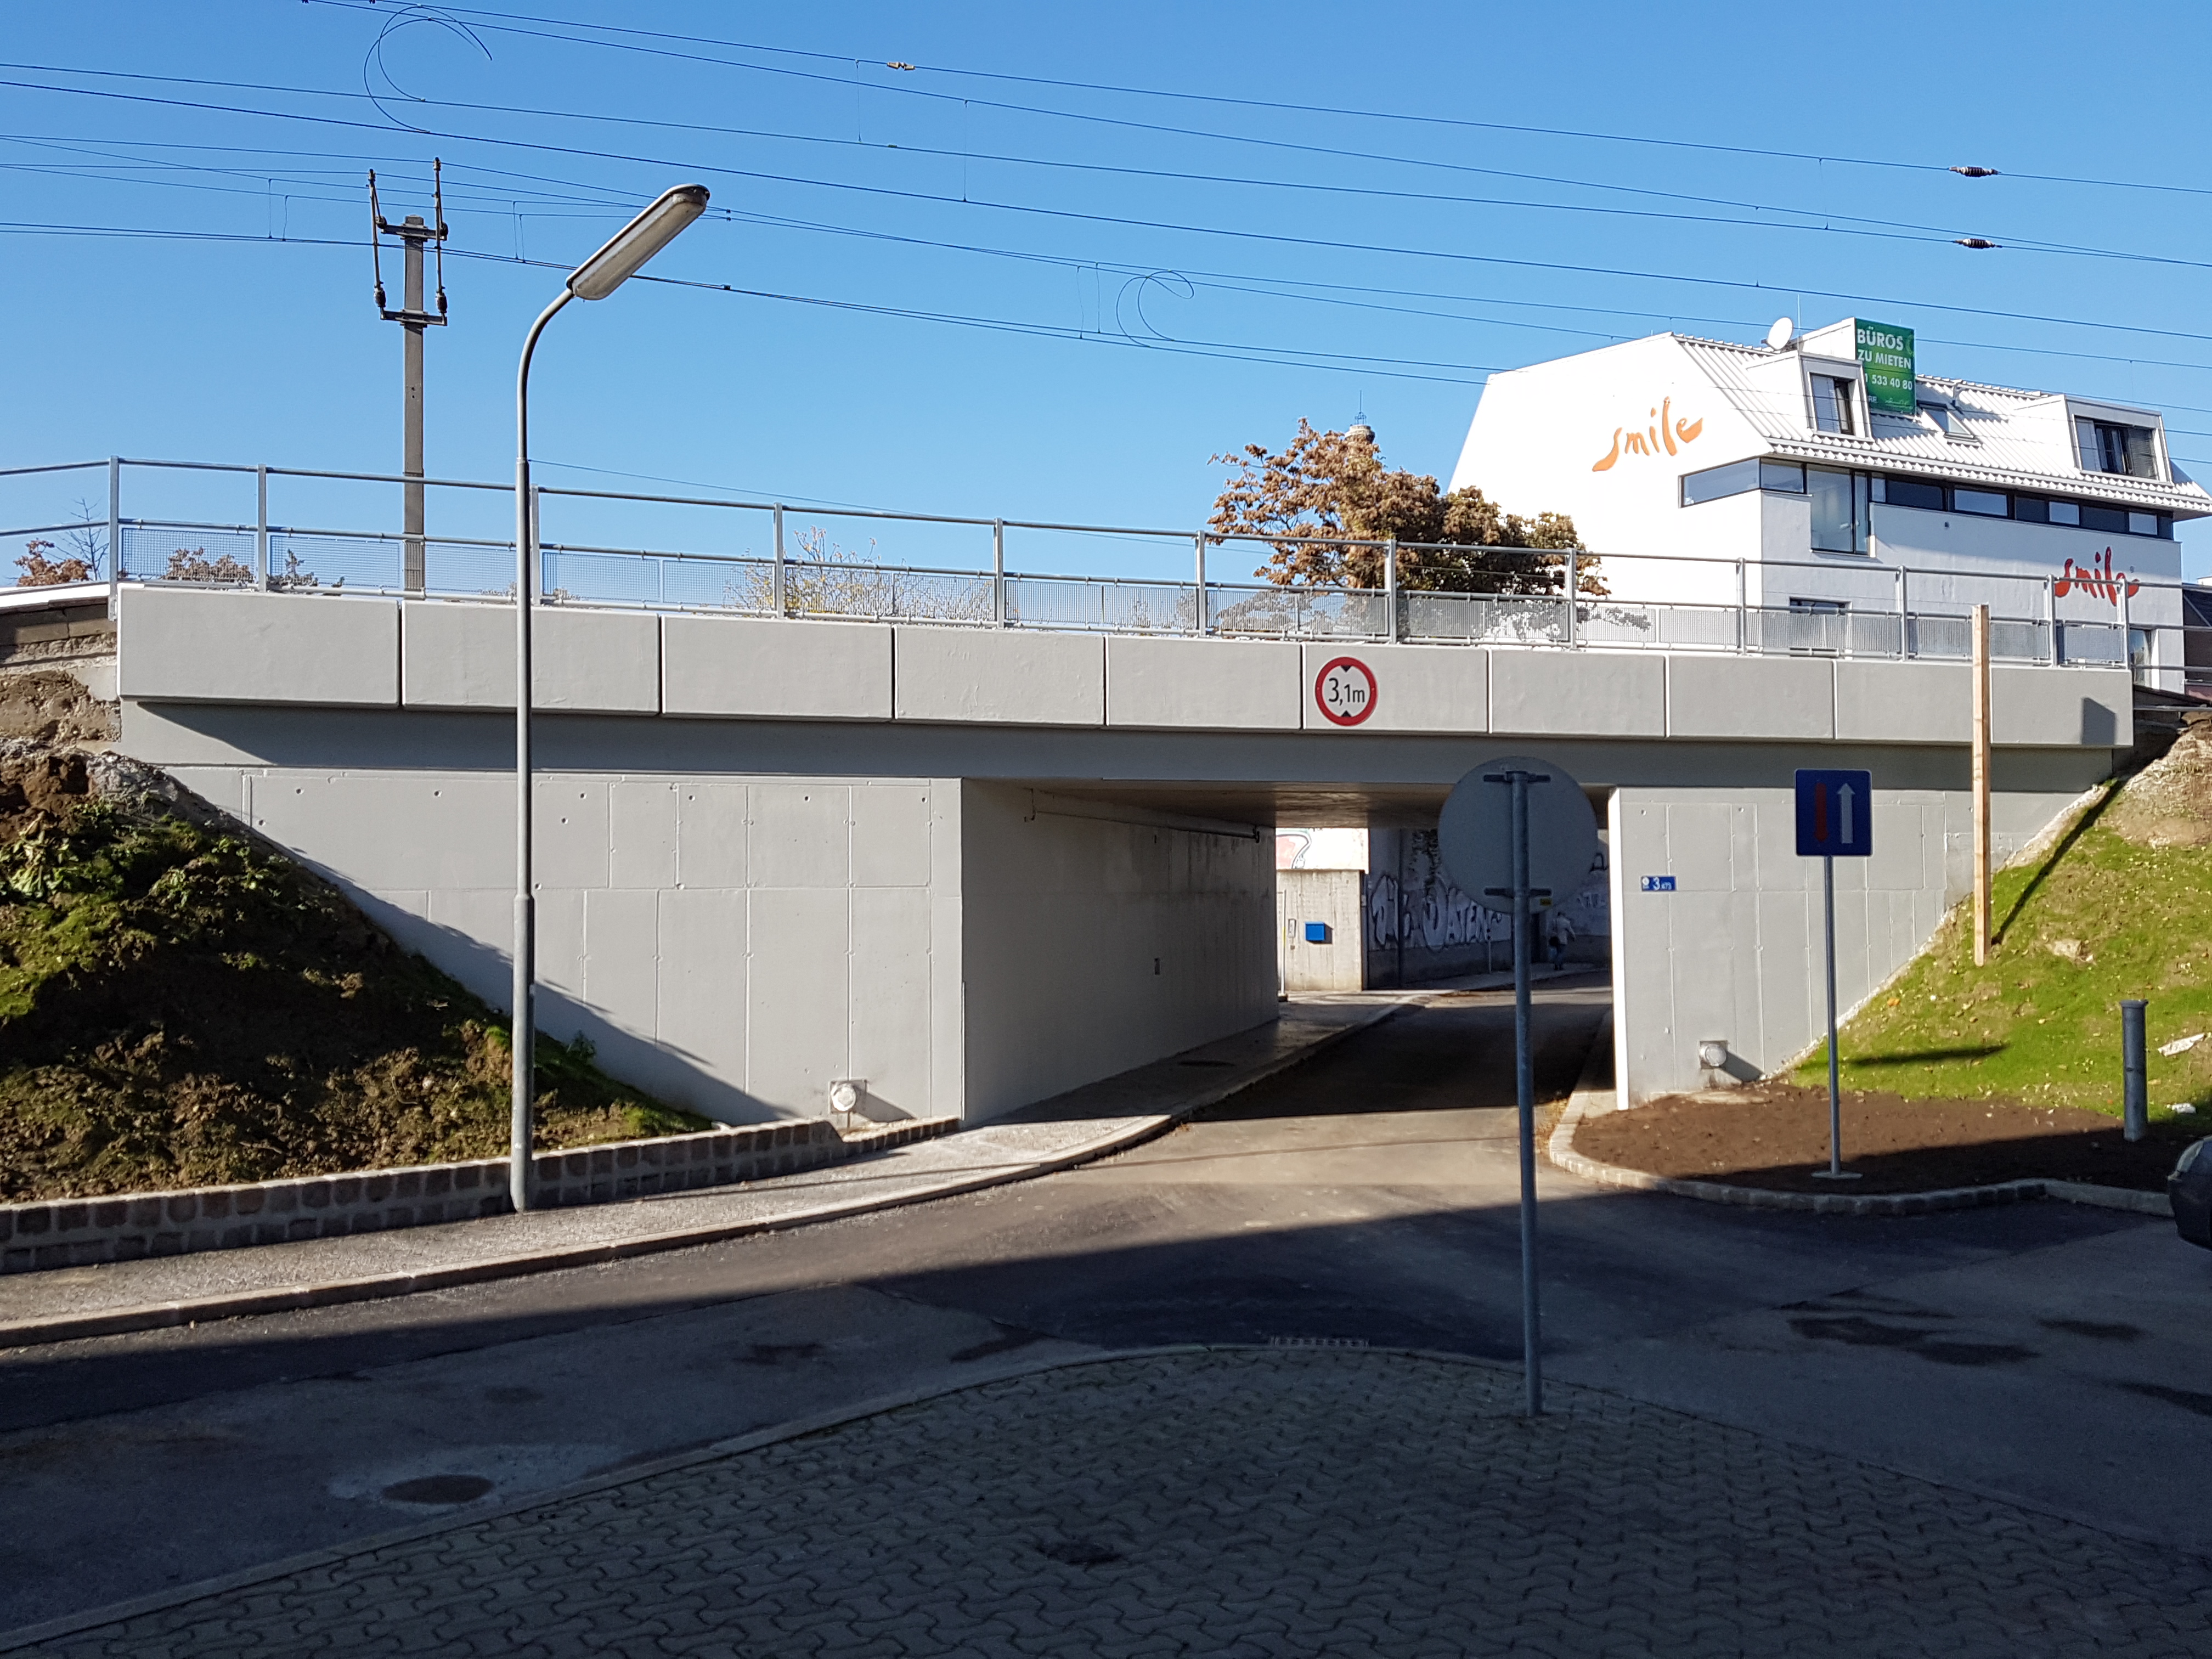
<box><xmin>1764</xmin><ymin>316</ymin><xmax>1796</xmax><ymax>351</ymax></box>
<box><xmin>1436</xmin><ymin>756</ymin><xmax>1600</xmax><ymax>915</ymax></box>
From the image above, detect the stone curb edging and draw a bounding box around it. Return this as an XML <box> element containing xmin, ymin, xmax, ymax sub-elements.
<box><xmin>0</xmin><ymin>1117</ymin><xmax>957</xmax><ymax>1277</ymax></box>
<box><xmin>1545</xmin><ymin>1034</ymin><xmax>2173</xmax><ymax>1219</ymax></box>
<box><xmin>0</xmin><ymin>1001</ymin><xmax>1413</xmax><ymax>1352</ymax></box>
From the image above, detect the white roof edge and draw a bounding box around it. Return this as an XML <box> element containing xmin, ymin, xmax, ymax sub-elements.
<box><xmin>0</xmin><ymin>579</ymin><xmax>110</xmax><ymax>613</ymax></box>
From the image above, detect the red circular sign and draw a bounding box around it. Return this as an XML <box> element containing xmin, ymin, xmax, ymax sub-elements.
<box><xmin>1313</xmin><ymin>656</ymin><xmax>1379</xmax><ymax>726</ymax></box>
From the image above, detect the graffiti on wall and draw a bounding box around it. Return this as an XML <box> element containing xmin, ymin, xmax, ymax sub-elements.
<box><xmin>1364</xmin><ymin>831</ymin><xmax>1610</xmax><ymax>953</ymax></box>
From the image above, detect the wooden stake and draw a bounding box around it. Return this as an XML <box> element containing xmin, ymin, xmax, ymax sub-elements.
<box><xmin>1971</xmin><ymin>603</ymin><xmax>1992</xmax><ymax>966</ymax></box>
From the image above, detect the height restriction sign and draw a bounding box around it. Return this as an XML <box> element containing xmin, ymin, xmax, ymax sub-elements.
<box><xmin>1796</xmin><ymin>769</ymin><xmax>1872</xmax><ymax>857</ymax></box>
<box><xmin>1313</xmin><ymin>657</ymin><xmax>1378</xmax><ymax>726</ymax></box>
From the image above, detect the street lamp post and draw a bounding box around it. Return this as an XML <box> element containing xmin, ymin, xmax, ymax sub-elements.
<box><xmin>511</xmin><ymin>183</ymin><xmax>710</xmax><ymax>1215</ymax></box>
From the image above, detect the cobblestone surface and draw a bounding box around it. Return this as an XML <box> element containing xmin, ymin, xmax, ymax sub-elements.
<box><xmin>18</xmin><ymin>1347</ymin><xmax>2211</xmax><ymax>1657</ymax></box>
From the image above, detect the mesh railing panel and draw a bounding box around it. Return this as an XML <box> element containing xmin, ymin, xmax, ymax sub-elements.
<box><xmin>120</xmin><ymin>526</ymin><xmax>257</xmax><ymax>583</ymax></box>
<box><xmin>1007</xmin><ymin>577</ymin><xmax>1195</xmax><ymax>633</ymax></box>
<box><xmin>267</xmin><ymin>532</ymin><xmax>400</xmax><ymax>591</ymax></box>
<box><xmin>424</xmin><ymin>540</ymin><xmax>518</xmax><ymax>598</ymax></box>
<box><xmin>1206</xmin><ymin>585</ymin><xmax>1389</xmax><ymax>640</ymax></box>
<box><xmin>785</xmin><ymin>563</ymin><xmax>994</xmax><ymax>624</ymax></box>
<box><xmin>2057</xmin><ymin>620</ymin><xmax>2125</xmax><ymax>665</ymax></box>
<box><xmin>1401</xmin><ymin>591</ymin><xmax>1568</xmax><ymax>646</ymax></box>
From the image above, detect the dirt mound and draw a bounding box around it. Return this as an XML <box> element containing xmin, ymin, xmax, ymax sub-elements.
<box><xmin>0</xmin><ymin>669</ymin><xmax>114</xmax><ymax>748</ymax></box>
<box><xmin>0</xmin><ymin>743</ymin><xmax>708</xmax><ymax>1201</ymax></box>
<box><xmin>1576</xmin><ymin>1082</ymin><xmax>2196</xmax><ymax>1194</ymax></box>
<box><xmin>0</xmin><ymin>746</ymin><xmax>90</xmax><ymax>840</ymax></box>
<box><xmin>2106</xmin><ymin>714</ymin><xmax>2212</xmax><ymax>848</ymax></box>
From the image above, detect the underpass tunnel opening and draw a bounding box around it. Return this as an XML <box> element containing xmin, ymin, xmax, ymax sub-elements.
<box><xmin>1274</xmin><ymin>789</ymin><xmax>1614</xmax><ymax>995</ymax></box>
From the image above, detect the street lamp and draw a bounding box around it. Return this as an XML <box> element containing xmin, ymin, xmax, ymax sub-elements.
<box><xmin>511</xmin><ymin>183</ymin><xmax>709</xmax><ymax>1214</ymax></box>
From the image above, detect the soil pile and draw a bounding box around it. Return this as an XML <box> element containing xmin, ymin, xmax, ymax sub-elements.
<box><xmin>0</xmin><ymin>669</ymin><xmax>114</xmax><ymax>748</ymax></box>
<box><xmin>2105</xmin><ymin>713</ymin><xmax>2212</xmax><ymax>849</ymax></box>
<box><xmin>0</xmin><ymin>742</ymin><xmax>708</xmax><ymax>1201</ymax></box>
<box><xmin>1575</xmin><ymin>1083</ymin><xmax>2196</xmax><ymax>1194</ymax></box>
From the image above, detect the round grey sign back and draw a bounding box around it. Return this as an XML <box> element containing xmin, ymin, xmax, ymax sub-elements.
<box><xmin>1437</xmin><ymin>755</ymin><xmax>1600</xmax><ymax>915</ymax></box>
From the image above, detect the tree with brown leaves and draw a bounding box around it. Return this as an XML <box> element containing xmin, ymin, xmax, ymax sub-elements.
<box><xmin>1209</xmin><ymin>420</ymin><xmax>1590</xmax><ymax>594</ymax></box>
<box><xmin>14</xmin><ymin>540</ymin><xmax>93</xmax><ymax>588</ymax></box>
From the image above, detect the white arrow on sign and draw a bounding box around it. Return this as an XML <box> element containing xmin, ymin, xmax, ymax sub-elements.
<box><xmin>1837</xmin><ymin>784</ymin><xmax>1855</xmax><ymax>847</ymax></box>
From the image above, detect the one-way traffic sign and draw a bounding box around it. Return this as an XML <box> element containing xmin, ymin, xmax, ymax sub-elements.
<box><xmin>1796</xmin><ymin>769</ymin><xmax>1872</xmax><ymax>858</ymax></box>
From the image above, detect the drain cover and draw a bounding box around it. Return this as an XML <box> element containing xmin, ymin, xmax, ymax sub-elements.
<box><xmin>380</xmin><ymin>1474</ymin><xmax>495</xmax><ymax>1505</ymax></box>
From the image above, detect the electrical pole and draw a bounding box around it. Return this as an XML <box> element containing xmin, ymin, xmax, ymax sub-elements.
<box><xmin>369</xmin><ymin>163</ymin><xmax>448</xmax><ymax>593</ymax></box>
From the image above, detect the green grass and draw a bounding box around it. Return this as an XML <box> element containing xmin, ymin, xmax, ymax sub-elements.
<box><xmin>1796</xmin><ymin>783</ymin><xmax>2212</xmax><ymax>1126</ymax></box>
<box><xmin>0</xmin><ymin>795</ymin><xmax>712</xmax><ymax>1200</ymax></box>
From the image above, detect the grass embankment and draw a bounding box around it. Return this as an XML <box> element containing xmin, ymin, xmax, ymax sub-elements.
<box><xmin>0</xmin><ymin>748</ymin><xmax>709</xmax><ymax>1201</ymax></box>
<box><xmin>1798</xmin><ymin>720</ymin><xmax>2212</xmax><ymax>1135</ymax></box>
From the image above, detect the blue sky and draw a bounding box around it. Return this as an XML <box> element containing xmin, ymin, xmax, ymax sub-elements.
<box><xmin>3</xmin><ymin>0</ymin><xmax>2209</xmax><ymax>582</ymax></box>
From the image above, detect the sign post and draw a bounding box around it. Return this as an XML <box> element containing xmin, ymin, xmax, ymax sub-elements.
<box><xmin>1437</xmin><ymin>755</ymin><xmax>1598</xmax><ymax>1417</ymax></box>
<box><xmin>1796</xmin><ymin>769</ymin><xmax>1874</xmax><ymax>1180</ymax></box>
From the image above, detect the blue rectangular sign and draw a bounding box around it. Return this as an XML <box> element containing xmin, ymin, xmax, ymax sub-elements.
<box><xmin>1640</xmin><ymin>875</ymin><xmax>1676</xmax><ymax>892</ymax></box>
<box><xmin>1796</xmin><ymin>769</ymin><xmax>1873</xmax><ymax>857</ymax></box>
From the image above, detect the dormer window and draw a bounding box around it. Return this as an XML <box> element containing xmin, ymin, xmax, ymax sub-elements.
<box><xmin>1918</xmin><ymin>402</ymin><xmax>1952</xmax><ymax>435</ymax></box>
<box><xmin>1811</xmin><ymin>375</ymin><xmax>1858</xmax><ymax>435</ymax></box>
<box><xmin>2076</xmin><ymin>417</ymin><xmax>2159</xmax><ymax>479</ymax></box>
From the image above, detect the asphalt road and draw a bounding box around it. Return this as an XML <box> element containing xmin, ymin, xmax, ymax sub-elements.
<box><xmin>6</xmin><ymin>978</ymin><xmax>2210</xmax><ymax>1635</ymax></box>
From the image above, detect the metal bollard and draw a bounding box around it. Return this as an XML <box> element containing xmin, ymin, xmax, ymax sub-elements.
<box><xmin>2121</xmin><ymin>999</ymin><xmax>2148</xmax><ymax>1142</ymax></box>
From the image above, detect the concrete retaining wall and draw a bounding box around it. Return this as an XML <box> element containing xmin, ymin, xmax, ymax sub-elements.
<box><xmin>959</xmin><ymin>783</ymin><xmax>1277</xmax><ymax>1119</ymax></box>
<box><xmin>0</xmin><ymin>1116</ymin><xmax>953</xmax><ymax>1273</ymax></box>
<box><xmin>1608</xmin><ymin>783</ymin><xmax>2089</xmax><ymax>1102</ymax></box>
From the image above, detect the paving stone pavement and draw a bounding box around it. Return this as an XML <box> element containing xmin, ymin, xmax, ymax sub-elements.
<box><xmin>15</xmin><ymin>1347</ymin><xmax>2210</xmax><ymax>1657</ymax></box>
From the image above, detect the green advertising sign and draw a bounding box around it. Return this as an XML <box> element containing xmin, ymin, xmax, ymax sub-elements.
<box><xmin>1854</xmin><ymin>320</ymin><xmax>1916</xmax><ymax>415</ymax></box>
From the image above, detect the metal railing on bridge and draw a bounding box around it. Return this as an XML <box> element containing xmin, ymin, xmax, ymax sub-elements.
<box><xmin>0</xmin><ymin>455</ymin><xmax>2188</xmax><ymax>691</ymax></box>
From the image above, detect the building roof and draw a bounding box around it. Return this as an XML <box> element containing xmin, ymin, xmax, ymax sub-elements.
<box><xmin>1676</xmin><ymin>334</ymin><xmax>2211</xmax><ymax>518</ymax></box>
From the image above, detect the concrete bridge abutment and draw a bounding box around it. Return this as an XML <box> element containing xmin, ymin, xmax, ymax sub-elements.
<box><xmin>112</xmin><ymin>586</ymin><xmax>2131</xmax><ymax>1122</ymax></box>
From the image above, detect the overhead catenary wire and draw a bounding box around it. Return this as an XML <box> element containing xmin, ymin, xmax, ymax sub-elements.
<box><xmin>14</xmin><ymin>120</ymin><xmax>2212</xmax><ymax>382</ymax></box>
<box><xmin>12</xmin><ymin>123</ymin><xmax>2212</xmax><ymax>382</ymax></box>
<box><xmin>7</xmin><ymin>70</ymin><xmax>2212</xmax><ymax>359</ymax></box>
<box><xmin>0</xmin><ymin>58</ymin><xmax>2199</xmax><ymax>273</ymax></box>
<box><xmin>301</xmin><ymin>0</ymin><xmax>2212</xmax><ymax>203</ymax></box>
<box><xmin>0</xmin><ymin>216</ymin><xmax>1498</xmax><ymax>385</ymax></box>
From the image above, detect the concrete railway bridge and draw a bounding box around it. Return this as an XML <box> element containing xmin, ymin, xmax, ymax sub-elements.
<box><xmin>91</xmin><ymin>579</ymin><xmax>2128</xmax><ymax>1126</ymax></box>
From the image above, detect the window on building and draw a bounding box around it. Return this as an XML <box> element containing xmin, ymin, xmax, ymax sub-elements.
<box><xmin>2048</xmin><ymin>500</ymin><xmax>2082</xmax><ymax>526</ymax></box>
<box><xmin>2076</xmin><ymin>417</ymin><xmax>2160</xmax><ymax>479</ymax></box>
<box><xmin>1808</xmin><ymin>467</ymin><xmax>1872</xmax><ymax>553</ymax></box>
<box><xmin>2129</xmin><ymin>511</ymin><xmax>2161</xmax><ymax>537</ymax></box>
<box><xmin>2083</xmin><ymin>504</ymin><xmax>2127</xmax><ymax>534</ymax></box>
<box><xmin>1811</xmin><ymin>376</ymin><xmax>1858</xmax><ymax>435</ymax></box>
<box><xmin>1954</xmin><ymin>488</ymin><xmax>2010</xmax><ymax>517</ymax></box>
<box><xmin>2015</xmin><ymin>496</ymin><xmax>2049</xmax><ymax>523</ymax></box>
<box><xmin>1884</xmin><ymin>476</ymin><xmax>1944</xmax><ymax>512</ymax></box>
<box><xmin>1759</xmin><ymin>460</ymin><xmax>1807</xmax><ymax>493</ymax></box>
<box><xmin>1919</xmin><ymin>402</ymin><xmax>1953</xmax><ymax>435</ymax></box>
<box><xmin>1679</xmin><ymin>458</ymin><xmax>1760</xmax><ymax>506</ymax></box>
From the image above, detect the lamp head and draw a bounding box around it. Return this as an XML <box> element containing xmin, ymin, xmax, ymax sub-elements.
<box><xmin>568</xmin><ymin>184</ymin><xmax>710</xmax><ymax>301</ymax></box>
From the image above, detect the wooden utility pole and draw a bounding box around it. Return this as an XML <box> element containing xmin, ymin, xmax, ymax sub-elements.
<box><xmin>1971</xmin><ymin>603</ymin><xmax>1993</xmax><ymax>964</ymax></box>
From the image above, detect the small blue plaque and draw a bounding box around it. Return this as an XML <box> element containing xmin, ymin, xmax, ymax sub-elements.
<box><xmin>1640</xmin><ymin>875</ymin><xmax>1676</xmax><ymax>893</ymax></box>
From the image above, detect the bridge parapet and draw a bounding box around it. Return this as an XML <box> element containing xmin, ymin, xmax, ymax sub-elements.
<box><xmin>117</xmin><ymin>585</ymin><xmax>2133</xmax><ymax>751</ymax></box>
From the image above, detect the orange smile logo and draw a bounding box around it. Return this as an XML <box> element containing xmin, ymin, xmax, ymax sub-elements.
<box><xmin>1592</xmin><ymin>397</ymin><xmax>1703</xmax><ymax>471</ymax></box>
<box><xmin>2053</xmin><ymin>548</ymin><xmax>2139</xmax><ymax>606</ymax></box>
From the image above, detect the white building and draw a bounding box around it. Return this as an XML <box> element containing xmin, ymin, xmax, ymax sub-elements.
<box><xmin>1449</xmin><ymin>318</ymin><xmax>2211</xmax><ymax>690</ymax></box>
